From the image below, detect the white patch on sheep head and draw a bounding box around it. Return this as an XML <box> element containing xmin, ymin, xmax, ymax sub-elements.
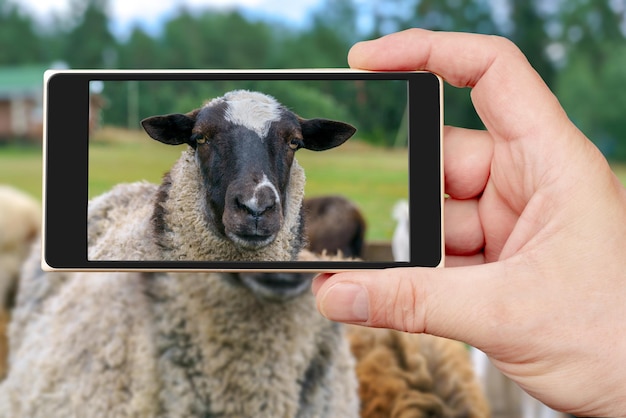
<box><xmin>221</xmin><ymin>90</ymin><xmax>282</xmax><ymax>139</ymax></box>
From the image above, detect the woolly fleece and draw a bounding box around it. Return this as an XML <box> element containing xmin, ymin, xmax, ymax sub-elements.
<box><xmin>347</xmin><ymin>325</ymin><xmax>490</xmax><ymax>418</ymax></box>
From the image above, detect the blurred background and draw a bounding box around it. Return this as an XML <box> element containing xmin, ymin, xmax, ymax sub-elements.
<box><xmin>1</xmin><ymin>0</ymin><xmax>625</xmax><ymax>415</ymax></box>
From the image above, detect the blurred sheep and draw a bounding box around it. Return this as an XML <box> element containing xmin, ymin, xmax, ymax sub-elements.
<box><xmin>391</xmin><ymin>199</ymin><xmax>409</xmax><ymax>262</ymax></box>
<box><xmin>303</xmin><ymin>195</ymin><xmax>366</xmax><ymax>258</ymax></box>
<box><xmin>0</xmin><ymin>185</ymin><xmax>41</xmax><ymax>309</ymax></box>
<box><xmin>347</xmin><ymin>325</ymin><xmax>490</xmax><ymax>418</ymax></box>
<box><xmin>0</xmin><ymin>185</ymin><xmax>41</xmax><ymax>380</ymax></box>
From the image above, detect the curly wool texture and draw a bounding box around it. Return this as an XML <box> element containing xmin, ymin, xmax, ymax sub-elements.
<box><xmin>347</xmin><ymin>326</ymin><xmax>490</xmax><ymax>418</ymax></box>
<box><xmin>0</xmin><ymin>153</ymin><xmax>359</xmax><ymax>417</ymax></box>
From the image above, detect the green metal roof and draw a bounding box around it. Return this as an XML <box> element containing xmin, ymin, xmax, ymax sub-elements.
<box><xmin>0</xmin><ymin>65</ymin><xmax>48</xmax><ymax>97</ymax></box>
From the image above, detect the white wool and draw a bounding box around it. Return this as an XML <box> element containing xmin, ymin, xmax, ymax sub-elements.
<box><xmin>221</xmin><ymin>90</ymin><xmax>282</xmax><ymax>138</ymax></box>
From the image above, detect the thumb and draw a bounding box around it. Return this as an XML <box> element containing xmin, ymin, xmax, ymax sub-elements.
<box><xmin>313</xmin><ymin>262</ymin><xmax>511</xmax><ymax>349</ymax></box>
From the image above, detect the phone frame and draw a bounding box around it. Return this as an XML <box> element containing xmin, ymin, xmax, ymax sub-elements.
<box><xmin>42</xmin><ymin>69</ymin><xmax>443</xmax><ymax>272</ymax></box>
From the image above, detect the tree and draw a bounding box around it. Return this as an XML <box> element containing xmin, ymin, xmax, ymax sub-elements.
<box><xmin>509</xmin><ymin>1</ymin><xmax>556</xmax><ymax>88</ymax></box>
<box><xmin>62</xmin><ymin>0</ymin><xmax>116</xmax><ymax>68</ymax></box>
<box><xmin>0</xmin><ymin>0</ymin><xmax>41</xmax><ymax>64</ymax></box>
<box><xmin>118</xmin><ymin>26</ymin><xmax>161</xmax><ymax>69</ymax></box>
<box><xmin>556</xmin><ymin>41</ymin><xmax>626</xmax><ymax>160</ymax></box>
<box><xmin>159</xmin><ymin>9</ymin><xmax>275</xmax><ymax>69</ymax></box>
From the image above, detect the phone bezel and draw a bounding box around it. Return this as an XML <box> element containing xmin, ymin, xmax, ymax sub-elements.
<box><xmin>42</xmin><ymin>69</ymin><xmax>443</xmax><ymax>272</ymax></box>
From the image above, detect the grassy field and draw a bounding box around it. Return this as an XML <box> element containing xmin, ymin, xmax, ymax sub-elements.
<box><xmin>3</xmin><ymin>128</ymin><xmax>626</xmax><ymax>241</ymax></box>
<box><xmin>0</xmin><ymin>144</ymin><xmax>42</xmax><ymax>199</ymax></box>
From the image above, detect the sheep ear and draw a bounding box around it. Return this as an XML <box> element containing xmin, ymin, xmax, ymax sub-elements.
<box><xmin>141</xmin><ymin>111</ymin><xmax>197</xmax><ymax>146</ymax></box>
<box><xmin>299</xmin><ymin>118</ymin><xmax>356</xmax><ymax>151</ymax></box>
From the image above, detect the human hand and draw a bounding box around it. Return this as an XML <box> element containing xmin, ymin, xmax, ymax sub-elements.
<box><xmin>312</xmin><ymin>29</ymin><xmax>626</xmax><ymax>417</ymax></box>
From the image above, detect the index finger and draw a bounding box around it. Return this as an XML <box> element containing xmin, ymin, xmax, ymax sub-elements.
<box><xmin>348</xmin><ymin>29</ymin><xmax>569</xmax><ymax>143</ymax></box>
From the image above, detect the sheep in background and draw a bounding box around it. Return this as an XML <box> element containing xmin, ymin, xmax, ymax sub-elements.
<box><xmin>0</xmin><ymin>185</ymin><xmax>41</xmax><ymax>381</ymax></box>
<box><xmin>348</xmin><ymin>325</ymin><xmax>490</xmax><ymax>418</ymax></box>
<box><xmin>303</xmin><ymin>195</ymin><xmax>366</xmax><ymax>258</ymax></box>
<box><xmin>391</xmin><ymin>199</ymin><xmax>410</xmax><ymax>262</ymax></box>
<box><xmin>0</xmin><ymin>185</ymin><xmax>41</xmax><ymax>310</ymax></box>
<box><xmin>471</xmin><ymin>348</ymin><xmax>568</xmax><ymax>418</ymax></box>
<box><xmin>0</xmin><ymin>90</ymin><xmax>359</xmax><ymax>418</ymax></box>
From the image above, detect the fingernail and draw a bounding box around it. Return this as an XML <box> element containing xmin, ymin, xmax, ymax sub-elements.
<box><xmin>320</xmin><ymin>283</ymin><xmax>369</xmax><ymax>323</ymax></box>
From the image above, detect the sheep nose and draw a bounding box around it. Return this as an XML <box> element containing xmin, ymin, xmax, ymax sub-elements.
<box><xmin>237</xmin><ymin>192</ymin><xmax>276</xmax><ymax>218</ymax></box>
<box><xmin>223</xmin><ymin>175</ymin><xmax>283</xmax><ymax>249</ymax></box>
<box><xmin>237</xmin><ymin>176</ymin><xmax>281</xmax><ymax>218</ymax></box>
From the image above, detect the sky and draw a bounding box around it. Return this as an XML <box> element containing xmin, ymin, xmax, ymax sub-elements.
<box><xmin>10</xmin><ymin>0</ymin><xmax>325</xmax><ymax>39</ymax></box>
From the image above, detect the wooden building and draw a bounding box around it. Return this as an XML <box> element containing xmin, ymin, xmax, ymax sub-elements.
<box><xmin>0</xmin><ymin>65</ymin><xmax>104</xmax><ymax>144</ymax></box>
<box><xmin>0</xmin><ymin>66</ymin><xmax>47</xmax><ymax>143</ymax></box>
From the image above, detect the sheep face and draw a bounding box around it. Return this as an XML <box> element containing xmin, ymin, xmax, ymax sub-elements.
<box><xmin>141</xmin><ymin>90</ymin><xmax>356</xmax><ymax>250</ymax></box>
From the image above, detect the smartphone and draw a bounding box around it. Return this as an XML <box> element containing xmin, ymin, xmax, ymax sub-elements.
<box><xmin>42</xmin><ymin>70</ymin><xmax>442</xmax><ymax>271</ymax></box>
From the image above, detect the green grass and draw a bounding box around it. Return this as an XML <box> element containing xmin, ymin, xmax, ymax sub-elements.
<box><xmin>0</xmin><ymin>144</ymin><xmax>43</xmax><ymax>200</ymax></box>
<box><xmin>88</xmin><ymin>127</ymin><xmax>182</xmax><ymax>197</ymax></box>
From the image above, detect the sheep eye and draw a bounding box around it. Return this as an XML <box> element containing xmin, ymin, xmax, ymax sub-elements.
<box><xmin>196</xmin><ymin>135</ymin><xmax>208</xmax><ymax>145</ymax></box>
<box><xmin>289</xmin><ymin>138</ymin><xmax>302</xmax><ymax>150</ymax></box>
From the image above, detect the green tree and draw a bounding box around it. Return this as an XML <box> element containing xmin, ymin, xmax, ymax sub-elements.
<box><xmin>159</xmin><ymin>9</ymin><xmax>275</xmax><ymax>69</ymax></box>
<box><xmin>509</xmin><ymin>1</ymin><xmax>556</xmax><ymax>88</ymax></box>
<box><xmin>557</xmin><ymin>41</ymin><xmax>626</xmax><ymax>160</ymax></box>
<box><xmin>62</xmin><ymin>0</ymin><xmax>116</xmax><ymax>68</ymax></box>
<box><xmin>0</xmin><ymin>0</ymin><xmax>42</xmax><ymax>64</ymax></box>
<box><xmin>549</xmin><ymin>0</ymin><xmax>626</xmax><ymax>160</ymax></box>
<box><xmin>118</xmin><ymin>27</ymin><xmax>161</xmax><ymax>69</ymax></box>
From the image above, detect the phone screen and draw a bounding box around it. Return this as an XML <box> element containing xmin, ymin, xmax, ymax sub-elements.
<box><xmin>43</xmin><ymin>70</ymin><xmax>442</xmax><ymax>271</ymax></box>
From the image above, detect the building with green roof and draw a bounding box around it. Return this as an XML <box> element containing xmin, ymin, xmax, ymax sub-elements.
<box><xmin>0</xmin><ymin>65</ymin><xmax>48</xmax><ymax>143</ymax></box>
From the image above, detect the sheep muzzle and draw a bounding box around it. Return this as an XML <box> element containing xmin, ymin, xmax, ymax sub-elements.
<box><xmin>222</xmin><ymin>178</ymin><xmax>284</xmax><ymax>250</ymax></box>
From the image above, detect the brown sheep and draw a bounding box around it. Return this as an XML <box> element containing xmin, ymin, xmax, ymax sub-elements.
<box><xmin>347</xmin><ymin>325</ymin><xmax>490</xmax><ymax>418</ymax></box>
<box><xmin>303</xmin><ymin>195</ymin><xmax>366</xmax><ymax>258</ymax></box>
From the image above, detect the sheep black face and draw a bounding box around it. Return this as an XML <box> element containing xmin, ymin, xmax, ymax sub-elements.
<box><xmin>141</xmin><ymin>90</ymin><xmax>356</xmax><ymax>250</ymax></box>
